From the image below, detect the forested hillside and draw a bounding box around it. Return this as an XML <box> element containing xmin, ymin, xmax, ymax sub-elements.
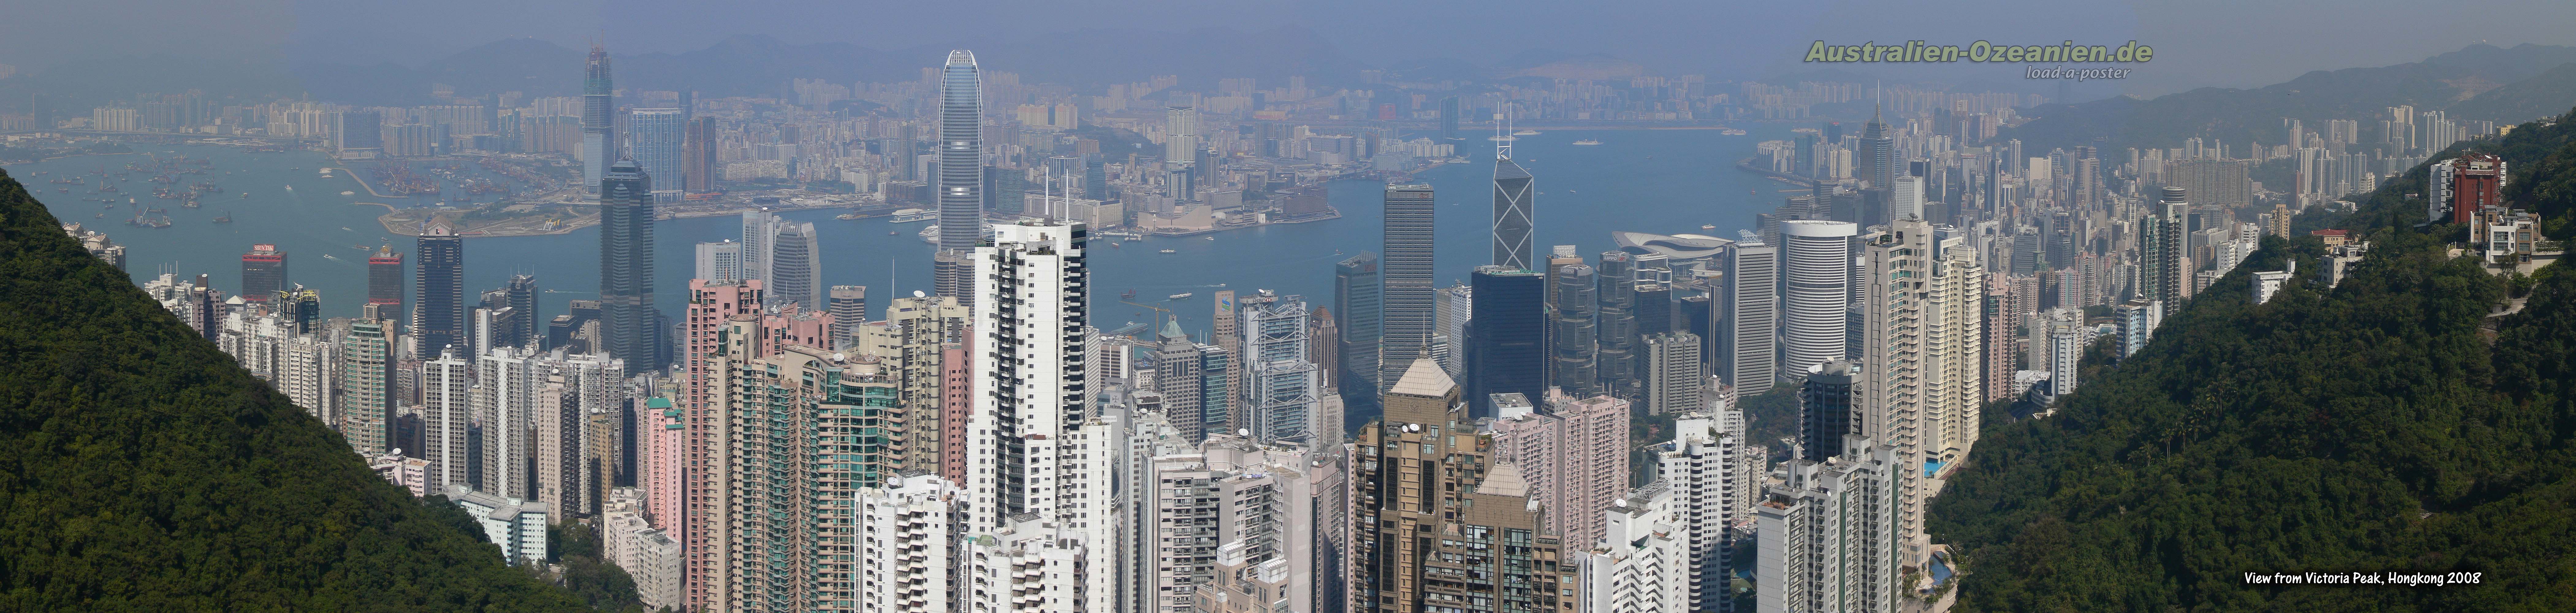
<box><xmin>1928</xmin><ymin>109</ymin><xmax>2576</xmax><ymax>611</ymax></box>
<box><xmin>0</xmin><ymin>169</ymin><xmax>592</xmax><ymax>611</ymax></box>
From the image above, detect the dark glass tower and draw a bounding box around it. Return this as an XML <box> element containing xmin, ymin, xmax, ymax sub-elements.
<box><xmin>1463</xmin><ymin>266</ymin><xmax>1544</xmax><ymax>418</ymax></box>
<box><xmin>1491</xmin><ymin>154</ymin><xmax>1534</xmax><ymax>271</ymax></box>
<box><xmin>1335</xmin><ymin>253</ymin><xmax>1383</xmax><ymax>412</ymax></box>
<box><xmin>932</xmin><ymin>50</ymin><xmax>984</xmax><ymax>305</ymax></box>
<box><xmin>1379</xmin><ymin>183</ymin><xmax>1436</xmax><ymax>393</ymax></box>
<box><xmin>240</xmin><ymin>243</ymin><xmax>286</xmax><ymax>303</ymax></box>
<box><xmin>504</xmin><ymin>274</ymin><xmax>539</xmax><ymax>350</ymax></box>
<box><xmin>1595</xmin><ymin>251</ymin><xmax>1641</xmax><ymax>397</ymax></box>
<box><xmin>1799</xmin><ymin>359</ymin><xmax>1860</xmax><ymax>461</ymax></box>
<box><xmin>413</xmin><ymin>223</ymin><xmax>465</xmax><ymax>358</ymax></box>
<box><xmin>582</xmin><ymin>44</ymin><xmax>614</xmax><ymax>194</ymax></box>
<box><xmin>599</xmin><ymin>160</ymin><xmax>658</xmax><ymax>375</ymax></box>
<box><xmin>367</xmin><ymin>245</ymin><xmax>402</xmax><ymax>310</ymax></box>
<box><xmin>1548</xmin><ymin>262</ymin><xmax>1598</xmax><ymax>396</ymax></box>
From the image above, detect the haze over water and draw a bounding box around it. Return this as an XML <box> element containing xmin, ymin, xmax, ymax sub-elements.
<box><xmin>11</xmin><ymin>125</ymin><xmax>1795</xmax><ymax>341</ymax></box>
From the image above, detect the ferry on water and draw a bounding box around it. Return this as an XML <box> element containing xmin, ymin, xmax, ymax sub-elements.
<box><xmin>889</xmin><ymin>208</ymin><xmax>936</xmax><ymax>223</ymax></box>
<box><xmin>1169</xmin><ymin>293</ymin><xmax>1194</xmax><ymax>300</ymax></box>
<box><xmin>1572</xmin><ymin>139</ymin><xmax>1602</xmax><ymax>146</ymax></box>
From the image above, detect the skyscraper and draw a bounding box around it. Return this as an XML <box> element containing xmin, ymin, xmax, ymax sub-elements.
<box><xmin>1643</xmin><ymin>331</ymin><xmax>1703</xmax><ymax>416</ymax></box>
<box><xmin>367</xmin><ymin>245</ymin><xmax>402</xmax><ymax>310</ymax></box>
<box><xmin>767</xmin><ymin>221</ymin><xmax>821</xmax><ymax>310</ymax></box>
<box><xmin>340</xmin><ymin>318</ymin><xmax>393</xmax><ymax>455</ymax></box>
<box><xmin>502</xmin><ymin>274</ymin><xmax>540</xmax><ymax>350</ymax></box>
<box><xmin>582</xmin><ymin>44</ymin><xmax>615</xmax><ymax>194</ymax></box>
<box><xmin>241</xmin><ymin>243</ymin><xmax>286</xmax><ymax>303</ymax></box>
<box><xmin>1549</xmin><ymin>261</ymin><xmax>1599</xmax><ymax>396</ymax></box>
<box><xmin>694</xmin><ymin>240</ymin><xmax>744</xmax><ymax>284</ymax></box>
<box><xmin>421</xmin><ymin>347</ymin><xmax>470</xmax><ymax>489</ymax></box>
<box><xmin>1781</xmin><ymin>220</ymin><xmax>1857</xmax><ymax>380</ymax></box>
<box><xmin>1463</xmin><ymin>266</ymin><xmax>1545</xmax><ymax>419</ymax></box>
<box><xmin>1595</xmin><ymin>251</ymin><xmax>1642</xmax><ymax>397</ymax></box>
<box><xmin>1719</xmin><ymin>239</ymin><xmax>1778</xmax><ymax>390</ymax></box>
<box><xmin>599</xmin><ymin>159</ymin><xmax>659</xmax><ymax>375</ymax></box>
<box><xmin>964</xmin><ymin>221</ymin><xmax>1119</xmax><ymax>613</ymax></box>
<box><xmin>628</xmin><ymin>108</ymin><xmax>684</xmax><ymax>203</ymax></box>
<box><xmin>1491</xmin><ymin>135</ymin><xmax>1535</xmax><ymax>271</ymax></box>
<box><xmin>414</xmin><ymin>222</ymin><xmax>466</xmax><ymax>359</ymax></box>
<box><xmin>682</xmin><ymin>116</ymin><xmax>716</xmax><ymax>194</ymax></box>
<box><xmin>933</xmin><ymin>50</ymin><xmax>985</xmax><ymax>305</ymax></box>
<box><xmin>1334</xmin><ymin>253</ymin><xmax>1382</xmax><ymax>406</ymax></box>
<box><xmin>1164</xmin><ymin>106</ymin><xmax>1199</xmax><ymax>172</ymax></box>
<box><xmin>1353</xmin><ymin>359</ymin><xmax>1575</xmax><ymax>613</ymax></box>
<box><xmin>828</xmin><ymin>285</ymin><xmax>866</xmax><ymax>350</ymax></box>
<box><xmin>1379</xmin><ymin>183</ymin><xmax>1436</xmax><ymax>394</ymax></box>
<box><xmin>1239</xmin><ymin>293</ymin><xmax>1320</xmax><ymax>444</ymax></box>
<box><xmin>1798</xmin><ymin>359</ymin><xmax>1859</xmax><ymax>462</ymax></box>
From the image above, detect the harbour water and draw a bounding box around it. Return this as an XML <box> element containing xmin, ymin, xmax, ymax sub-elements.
<box><xmin>8</xmin><ymin>125</ymin><xmax>1800</xmax><ymax>343</ymax></box>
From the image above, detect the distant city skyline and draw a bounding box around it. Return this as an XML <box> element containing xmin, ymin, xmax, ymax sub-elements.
<box><xmin>15</xmin><ymin>0</ymin><xmax>2576</xmax><ymax>99</ymax></box>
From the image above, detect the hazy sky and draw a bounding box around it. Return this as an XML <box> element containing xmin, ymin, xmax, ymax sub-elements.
<box><xmin>7</xmin><ymin>0</ymin><xmax>2576</xmax><ymax>97</ymax></box>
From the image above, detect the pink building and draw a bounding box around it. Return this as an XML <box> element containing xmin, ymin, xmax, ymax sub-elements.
<box><xmin>1480</xmin><ymin>388</ymin><xmax>1630</xmax><ymax>549</ymax></box>
<box><xmin>938</xmin><ymin>342</ymin><xmax>972</xmax><ymax>485</ymax></box>
<box><xmin>682</xmin><ymin>279</ymin><xmax>760</xmax><ymax>610</ymax></box>
<box><xmin>640</xmin><ymin>396</ymin><xmax>683</xmax><ymax>532</ymax></box>
<box><xmin>762</xmin><ymin>303</ymin><xmax>834</xmax><ymax>351</ymax></box>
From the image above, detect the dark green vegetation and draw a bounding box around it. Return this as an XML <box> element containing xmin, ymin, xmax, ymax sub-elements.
<box><xmin>0</xmin><ymin>168</ymin><xmax>592</xmax><ymax>611</ymax></box>
<box><xmin>546</xmin><ymin>524</ymin><xmax>651</xmax><ymax>613</ymax></box>
<box><xmin>1931</xmin><ymin>109</ymin><xmax>2576</xmax><ymax>611</ymax></box>
<box><xmin>2001</xmin><ymin>43</ymin><xmax>2576</xmax><ymax>152</ymax></box>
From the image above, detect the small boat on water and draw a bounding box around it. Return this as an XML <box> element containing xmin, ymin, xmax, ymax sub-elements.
<box><xmin>1514</xmin><ymin>130</ymin><xmax>1540</xmax><ymax>135</ymax></box>
<box><xmin>1121</xmin><ymin>289</ymin><xmax>1136</xmax><ymax>299</ymax></box>
<box><xmin>341</xmin><ymin>191</ymin><xmax>355</xmax><ymax>196</ymax></box>
<box><xmin>1169</xmin><ymin>293</ymin><xmax>1194</xmax><ymax>300</ymax></box>
<box><xmin>1572</xmin><ymin>139</ymin><xmax>1602</xmax><ymax>146</ymax></box>
<box><xmin>1721</xmin><ymin>128</ymin><xmax>1748</xmax><ymax>136</ymax></box>
<box><xmin>1702</xmin><ymin>225</ymin><xmax>1718</xmax><ymax>230</ymax></box>
<box><xmin>322</xmin><ymin>254</ymin><xmax>339</xmax><ymax>261</ymax></box>
<box><xmin>1159</xmin><ymin>249</ymin><xmax>1178</xmax><ymax>254</ymax></box>
<box><xmin>212</xmin><ymin>213</ymin><xmax>233</xmax><ymax>223</ymax></box>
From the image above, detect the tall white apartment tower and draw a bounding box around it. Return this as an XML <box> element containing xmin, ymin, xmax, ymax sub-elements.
<box><xmin>1658</xmin><ymin>409</ymin><xmax>1742</xmax><ymax>613</ymax></box>
<box><xmin>421</xmin><ymin>347</ymin><xmax>473</xmax><ymax>490</ymax></box>
<box><xmin>1858</xmin><ymin>219</ymin><xmax>1931</xmax><ymax>566</ymax></box>
<box><xmin>967</xmin><ymin>221</ymin><xmax>1120</xmax><ymax>613</ymax></box>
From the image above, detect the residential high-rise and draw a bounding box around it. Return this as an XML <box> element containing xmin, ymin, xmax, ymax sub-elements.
<box><xmin>1781</xmin><ymin>220</ymin><xmax>1857</xmax><ymax>380</ymax></box>
<box><xmin>2141</xmin><ymin>187</ymin><xmax>2191</xmax><ymax>303</ymax></box>
<box><xmin>367</xmin><ymin>245</ymin><xmax>402</xmax><ymax>310</ymax></box>
<box><xmin>1463</xmin><ymin>266</ymin><xmax>1544</xmax><ymax>418</ymax></box>
<box><xmin>1755</xmin><ymin>437</ymin><xmax>1902</xmax><ymax>613</ymax></box>
<box><xmin>1214</xmin><ymin>290</ymin><xmax>1243</xmax><ymax>417</ymax></box>
<box><xmin>682</xmin><ymin>116</ymin><xmax>717</xmax><ymax>193</ymax></box>
<box><xmin>1922</xmin><ymin>238</ymin><xmax>1985</xmax><ymax>466</ymax></box>
<box><xmin>1164</xmin><ymin>106</ymin><xmax>1199</xmax><ymax>173</ymax></box>
<box><xmin>628</xmin><ymin>108</ymin><xmax>685</xmax><ymax>203</ymax></box>
<box><xmin>1657</xmin><ymin>408</ymin><xmax>1744</xmax><ymax>613</ymax></box>
<box><xmin>582</xmin><ymin>44</ymin><xmax>614</xmax><ymax>194</ymax></box>
<box><xmin>340</xmin><ymin>318</ymin><xmax>393</xmax><ymax>455</ymax></box>
<box><xmin>1334</xmin><ymin>253</ymin><xmax>1382</xmax><ymax>407</ymax></box>
<box><xmin>1353</xmin><ymin>359</ymin><xmax>1575</xmax><ymax>613</ymax></box>
<box><xmin>1577</xmin><ymin>481</ymin><xmax>1690</xmax><ymax>613</ymax></box>
<box><xmin>1798</xmin><ymin>360</ymin><xmax>1859</xmax><ymax>462</ymax></box>
<box><xmin>421</xmin><ymin>347</ymin><xmax>471</xmax><ymax>490</ymax></box>
<box><xmin>241</xmin><ymin>243</ymin><xmax>286</xmax><ymax>303</ymax></box>
<box><xmin>1491</xmin><ymin>136</ymin><xmax>1535</xmax><ymax>270</ymax></box>
<box><xmin>853</xmin><ymin>295</ymin><xmax>967</xmax><ymax>477</ymax></box>
<box><xmin>856</xmin><ymin>472</ymin><xmax>968</xmax><ymax>613</ymax></box>
<box><xmin>1643</xmin><ymin>331</ymin><xmax>1703</xmax><ymax>416</ymax></box>
<box><xmin>932</xmin><ymin>51</ymin><xmax>986</xmax><ymax>305</ymax></box>
<box><xmin>1720</xmin><ymin>239</ymin><xmax>1778</xmax><ymax>390</ymax></box>
<box><xmin>767</xmin><ymin>221</ymin><xmax>821</xmax><ymax>310</ymax></box>
<box><xmin>964</xmin><ymin>221</ymin><xmax>1120</xmax><ymax>613</ymax></box>
<box><xmin>414</xmin><ymin>222</ymin><xmax>466</xmax><ymax>359</ymax></box>
<box><xmin>1549</xmin><ymin>261</ymin><xmax>1599</xmax><ymax>396</ymax></box>
<box><xmin>599</xmin><ymin>159</ymin><xmax>659</xmax><ymax>375</ymax></box>
<box><xmin>679</xmin><ymin>279</ymin><xmax>762</xmax><ymax>608</ymax></box>
<box><xmin>1859</xmin><ymin>219</ymin><xmax>1933</xmax><ymax>567</ymax></box>
<box><xmin>1378</xmin><ymin>184</ymin><xmax>1436</xmax><ymax>394</ymax></box>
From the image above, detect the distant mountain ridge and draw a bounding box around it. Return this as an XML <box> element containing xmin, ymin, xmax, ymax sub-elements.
<box><xmin>1999</xmin><ymin>43</ymin><xmax>2576</xmax><ymax>152</ymax></box>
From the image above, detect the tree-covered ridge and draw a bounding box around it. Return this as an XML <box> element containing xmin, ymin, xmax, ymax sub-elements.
<box><xmin>0</xmin><ymin>169</ymin><xmax>590</xmax><ymax>611</ymax></box>
<box><xmin>1928</xmin><ymin>111</ymin><xmax>2576</xmax><ymax>611</ymax></box>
